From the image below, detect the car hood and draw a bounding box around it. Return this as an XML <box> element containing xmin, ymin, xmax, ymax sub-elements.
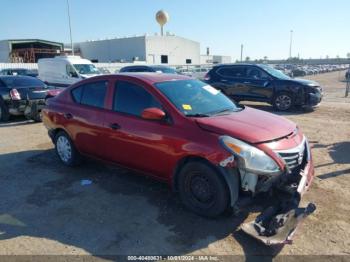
<box><xmin>291</xmin><ymin>78</ymin><xmax>320</xmax><ymax>87</ymax></box>
<box><xmin>195</xmin><ymin>107</ymin><xmax>296</xmax><ymax>144</ymax></box>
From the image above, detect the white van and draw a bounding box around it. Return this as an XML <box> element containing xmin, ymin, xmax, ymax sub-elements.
<box><xmin>38</xmin><ymin>56</ymin><xmax>101</xmax><ymax>87</ymax></box>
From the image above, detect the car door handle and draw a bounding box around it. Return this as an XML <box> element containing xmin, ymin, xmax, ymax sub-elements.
<box><xmin>243</xmin><ymin>81</ymin><xmax>251</xmax><ymax>84</ymax></box>
<box><xmin>63</xmin><ymin>113</ymin><xmax>73</xmax><ymax>119</ymax></box>
<box><xmin>109</xmin><ymin>123</ymin><xmax>121</xmax><ymax>130</ymax></box>
<box><xmin>221</xmin><ymin>79</ymin><xmax>228</xmax><ymax>82</ymax></box>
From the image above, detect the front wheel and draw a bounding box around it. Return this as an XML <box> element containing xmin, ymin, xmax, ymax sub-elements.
<box><xmin>54</xmin><ymin>131</ymin><xmax>81</xmax><ymax>166</ymax></box>
<box><xmin>178</xmin><ymin>161</ymin><xmax>230</xmax><ymax>218</ymax></box>
<box><xmin>272</xmin><ymin>92</ymin><xmax>294</xmax><ymax>111</ymax></box>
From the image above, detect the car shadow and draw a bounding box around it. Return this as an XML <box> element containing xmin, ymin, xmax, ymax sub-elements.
<box><xmin>312</xmin><ymin>141</ymin><xmax>350</xmax><ymax>179</ymax></box>
<box><xmin>0</xmin><ymin>149</ymin><xmax>286</xmax><ymax>259</ymax></box>
<box><xmin>0</xmin><ymin>116</ymin><xmax>35</xmax><ymax>128</ymax></box>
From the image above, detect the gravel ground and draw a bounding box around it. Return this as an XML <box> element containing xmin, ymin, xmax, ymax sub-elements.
<box><xmin>0</xmin><ymin>70</ymin><xmax>349</xmax><ymax>260</ymax></box>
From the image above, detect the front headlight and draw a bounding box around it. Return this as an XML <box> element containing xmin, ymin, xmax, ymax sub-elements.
<box><xmin>220</xmin><ymin>136</ymin><xmax>280</xmax><ymax>175</ymax></box>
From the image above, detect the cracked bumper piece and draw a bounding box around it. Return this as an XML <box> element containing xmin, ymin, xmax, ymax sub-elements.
<box><xmin>241</xmin><ymin>202</ymin><xmax>316</xmax><ymax>245</ymax></box>
<box><xmin>240</xmin><ymin>159</ymin><xmax>315</xmax><ymax>245</ymax></box>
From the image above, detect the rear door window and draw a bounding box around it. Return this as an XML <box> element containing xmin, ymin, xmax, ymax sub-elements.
<box><xmin>71</xmin><ymin>85</ymin><xmax>83</xmax><ymax>102</ymax></box>
<box><xmin>247</xmin><ymin>67</ymin><xmax>269</xmax><ymax>80</ymax></box>
<box><xmin>113</xmin><ymin>81</ymin><xmax>161</xmax><ymax>117</ymax></box>
<box><xmin>217</xmin><ymin>66</ymin><xmax>247</xmax><ymax>78</ymax></box>
<box><xmin>71</xmin><ymin>81</ymin><xmax>107</xmax><ymax>109</ymax></box>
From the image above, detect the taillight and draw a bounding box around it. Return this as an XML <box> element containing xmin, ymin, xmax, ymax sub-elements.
<box><xmin>10</xmin><ymin>89</ymin><xmax>21</xmax><ymax>100</ymax></box>
<box><xmin>203</xmin><ymin>72</ymin><xmax>210</xmax><ymax>81</ymax></box>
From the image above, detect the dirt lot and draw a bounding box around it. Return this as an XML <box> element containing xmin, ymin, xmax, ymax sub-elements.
<box><xmin>0</xmin><ymin>70</ymin><xmax>349</xmax><ymax>260</ymax></box>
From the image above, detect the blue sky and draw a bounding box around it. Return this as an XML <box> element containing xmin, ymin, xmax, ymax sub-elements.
<box><xmin>1</xmin><ymin>0</ymin><xmax>349</xmax><ymax>60</ymax></box>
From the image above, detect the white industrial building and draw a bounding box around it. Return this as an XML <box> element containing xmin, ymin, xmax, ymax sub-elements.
<box><xmin>75</xmin><ymin>34</ymin><xmax>200</xmax><ymax>64</ymax></box>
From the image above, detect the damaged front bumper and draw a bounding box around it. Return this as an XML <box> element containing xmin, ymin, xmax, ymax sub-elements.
<box><xmin>241</xmin><ymin>201</ymin><xmax>316</xmax><ymax>245</ymax></box>
<box><xmin>239</xmin><ymin>158</ymin><xmax>316</xmax><ymax>245</ymax></box>
<box><xmin>218</xmin><ymin>134</ymin><xmax>315</xmax><ymax>245</ymax></box>
<box><xmin>233</xmin><ymin>136</ymin><xmax>315</xmax><ymax>245</ymax></box>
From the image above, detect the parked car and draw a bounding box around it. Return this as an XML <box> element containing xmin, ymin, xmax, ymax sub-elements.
<box><xmin>205</xmin><ymin>64</ymin><xmax>323</xmax><ymax>111</ymax></box>
<box><xmin>0</xmin><ymin>76</ymin><xmax>53</xmax><ymax>122</ymax></box>
<box><xmin>181</xmin><ymin>67</ymin><xmax>210</xmax><ymax>79</ymax></box>
<box><xmin>291</xmin><ymin>68</ymin><xmax>307</xmax><ymax>77</ymax></box>
<box><xmin>119</xmin><ymin>65</ymin><xmax>178</xmax><ymax>74</ymax></box>
<box><xmin>98</xmin><ymin>67</ymin><xmax>112</xmax><ymax>74</ymax></box>
<box><xmin>38</xmin><ymin>56</ymin><xmax>101</xmax><ymax>88</ymax></box>
<box><xmin>0</xmin><ymin>68</ymin><xmax>38</xmax><ymax>77</ymax></box>
<box><xmin>42</xmin><ymin>73</ymin><xmax>315</xmax><ymax>244</ymax></box>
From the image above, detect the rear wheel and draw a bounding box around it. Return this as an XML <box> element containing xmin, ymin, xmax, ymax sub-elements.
<box><xmin>178</xmin><ymin>161</ymin><xmax>230</xmax><ymax>218</ymax></box>
<box><xmin>0</xmin><ymin>100</ymin><xmax>10</xmax><ymax>122</ymax></box>
<box><xmin>31</xmin><ymin>111</ymin><xmax>42</xmax><ymax>122</ymax></box>
<box><xmin>272</xmin><ymin>92</ymin><xmax>294</xmax><ymax>111</ymax></box>
<box><xmin>24</xmin><ymin>103</ymin><xmax>42</xmax><ymax>122</ymax></box>
<box><xmin>54</xmin><ymin>131</ymin><xmax>81</xmax><ymax>166</ymax></box>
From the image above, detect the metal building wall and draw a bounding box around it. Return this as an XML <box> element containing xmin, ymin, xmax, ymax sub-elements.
<box><xmin>145</xmin><ymin>35</ymin><xmax>200</xmax><ymax>65</ymax></box>
<box><xmin>78</xmin><ymin>36</ymin><xmax>147</xmax><ymax>62</ymax></box>
<box><xmin>0</xmin><ymin>41</ymin><xmax>10</xmax><ymax>62</ymax></box>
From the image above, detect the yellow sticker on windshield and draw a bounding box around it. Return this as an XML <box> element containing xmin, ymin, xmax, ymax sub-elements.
<box><xmin>182</xmin><ymin>104</ymin><xmax>192</xmax><ymax>110</ymax></box>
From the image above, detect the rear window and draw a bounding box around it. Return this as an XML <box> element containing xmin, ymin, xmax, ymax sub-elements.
<box><xmin>71</xmin><ymin>81</ymin><xmax>107</xmax><ymax>109</ymax></box>
<box><xmin>121</xmin><ymin>67</ymin><xmax>152</xmax><ymax>72</ymax></box>
<box><xmin>1</xmin><ymin>77</ymin><xmax>46</xmax><ymax>88</ymax></box>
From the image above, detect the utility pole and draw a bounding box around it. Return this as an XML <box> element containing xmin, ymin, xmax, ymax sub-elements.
<box><xmin>289</xmin><ymin>30</ymin><xmax>293</xmax><ymax>58</ymax></box>
<box><xmin>240</xmin><ymin>44</ymin><xmax>243</xmax><ymax>62</ymax></box>
<box><xmin>66</xmin><ymin>0</ymin><xmax>74</xmax><ymax>55</ymax></box>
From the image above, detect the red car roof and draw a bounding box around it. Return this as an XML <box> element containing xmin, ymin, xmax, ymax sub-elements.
<box><xmin>114</xmin><ymin>73</ymin><xmax>192</xmax><ymax>84</ymax></box>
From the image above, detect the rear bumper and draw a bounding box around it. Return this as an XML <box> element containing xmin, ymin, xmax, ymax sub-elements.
<box><xmin>8</xmin><ymin>99</ymin><xmax>46</xmax><ymax>117</ymax></box>
<box><xmin>8</xmin><ymin>100</ymin><xmax>27</xmax><ymax>115</ymax></box>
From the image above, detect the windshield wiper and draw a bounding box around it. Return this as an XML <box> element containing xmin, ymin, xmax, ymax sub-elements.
<box><xmin>186</xmin><ymin>113</ymin><xmax>211</xmax><ymax>117</ymax></box>
<box><xmin>209</xmin><ymin>107</ymin><xmax>237</xmax><ymax>116</ymax></box>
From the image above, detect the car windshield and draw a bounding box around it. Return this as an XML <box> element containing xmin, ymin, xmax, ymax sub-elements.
<box><xmin>152</xmin><ymin>66</ymin><xmax>177</xmax><ymax>74</ymax></box>
<box><xmin>259</xmin><ymin>64</ymin><xmax>291</xmax><ymax>80</ymax></box>
<box><xmin>73</xmin><ymin>64</ymin><xmax>100</xmax><ymax>75</ymax></box>
<box><xmin>155</xmin><ymin>79</ymin><xmax>241</xmax><ymax>117</ymax></box>
<box><xmin>1</xmin><ymin>77</ymin><xmax>46</xmax><ymax>88</ymax></box>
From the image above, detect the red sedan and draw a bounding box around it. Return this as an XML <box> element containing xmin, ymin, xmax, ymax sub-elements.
<box><xmin>42</xmin><ymin>73</ymin><xmax>315</xmax><ymax>245</ymax></box>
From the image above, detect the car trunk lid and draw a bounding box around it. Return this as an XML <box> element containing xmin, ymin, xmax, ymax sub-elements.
<box><xmin>14</xmin><ymin>86</ymin><xmax>50</xmax><ymax>100</ymax></box>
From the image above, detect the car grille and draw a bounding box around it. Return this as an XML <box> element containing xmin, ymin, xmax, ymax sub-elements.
<box><xmin>274</xmin><ymin>137</ymin><xmax>308</xmax><ymax>173</ymax></box>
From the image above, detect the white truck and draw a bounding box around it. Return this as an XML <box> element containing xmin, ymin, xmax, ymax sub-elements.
<box><xmin>38</xmin><ymin>56</ymin><xmax>101</xmax><ymax>87</ymax></box>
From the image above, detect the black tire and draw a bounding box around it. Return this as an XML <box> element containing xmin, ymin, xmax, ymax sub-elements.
<box><xmin>54</xmin><ymin>131</ymin><xmax>81</xmax><ymax>167</ymax></box>
<box><xmin>272</xmin><ymin>92</ymin><xmax>294</xmax><ymax>111</ymax></box>
<box><xmin>31</xmin><ymin>111</ymin><xmax>42</xmax><ymax>122</ymax></box>
<box><xmin>178</xmin><ymin>161</ymin><xmax>230</xmax><ymax>218</ymax></box>
<box><xmin>30</xmin><ymin>103</ymin><xmax>42</xmax><ymax>122</ymax></box>
<box><xmin>25</xmin><ymin>103</ymin><xmax>42</xmax><ymax>122</ymax></box>
<box><xmin>0</xmin><ymin>99</ymin><xmax>10</xmax><ymax>122</ymax></box>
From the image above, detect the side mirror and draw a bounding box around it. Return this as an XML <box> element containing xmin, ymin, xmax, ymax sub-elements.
<box><xmin>69</xmin><ymin>72</ymin><xmax>78</xmax><ymax>78</ymax></box>
<box><xmin>141</xmin><ymin>107</ymin><xmax>166</xmax><ymax>121</ymax></box>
